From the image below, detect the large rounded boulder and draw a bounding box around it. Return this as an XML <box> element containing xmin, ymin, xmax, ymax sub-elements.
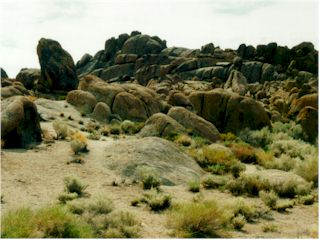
<box><xmin>66</xmin><ymin>90</ymin><xmax>97</xmax><ymax>114</ymax></box>
<box><xmin>189</xmin><ymin>88</ymin><xmax>271</xmax><ymax>133</ymax></box>
<box><xmin>121</xmin><ymin>34</ymin><xmax>166</xmax><ymax>55</ymax></box>
<box><xmin>37</xmin><ymin>38</ymin><xmax>78</xmax><ymax>92</ymax></box>
<box><xmin>168</xmin><ymin>107</ymin><xmax>220</xmax><ymax>142</ymax></box>
<box><xmin>16</xmin><ymin>68</ymin><xmax>41</xmax><ymax>89</ymax></box>
<box><xmin>1</xmin><ymin>96</ymin><xmax>42</xmax><ymax>148</ymax></box>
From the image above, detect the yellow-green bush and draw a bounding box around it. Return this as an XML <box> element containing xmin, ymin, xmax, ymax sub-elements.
<box><xmin>167</xmin><ymin>200</ymin><xmax>230</xmax><ymax>238</ymax></box>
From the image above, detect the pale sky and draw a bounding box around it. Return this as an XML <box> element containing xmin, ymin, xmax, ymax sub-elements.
<box><xmin>0</xmin><ymin>0</ymin><xmax>318</xmax><ymax>77</ymax></box>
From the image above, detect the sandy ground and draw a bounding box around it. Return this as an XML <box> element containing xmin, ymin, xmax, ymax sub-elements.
<box><xmin>1</xmin><ymin>136</ymin><xmax>318</xmax><ymax>238</ymax></box>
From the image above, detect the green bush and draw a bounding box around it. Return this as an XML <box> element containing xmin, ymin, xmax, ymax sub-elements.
<box><xmin>188</xmin><ymin>180</ymin><xmax>200</xmax><ymax>193</ymax></box>
<box><xmin>262</xmin><ymin>223</ymin><xmax>278</xmax><ymax>233</ymax></box>
<box><xmin>142</xmin><ymin>189</ymin><xmax>171</xmax><ymax>211</ymax></box>
<box><xmin>272</xmin><ymin>121</ymin><xmax>304</xmax><ymax>140</ymax></box>
<box><xmin>226</xmin><ymin>175</ymin><xmax>269</xmax><ymax>196</ymax></box>
<box><xmin>110</xmin><ymin>125</ymin><xmax>121</xmax><ymax>135</ymax></box>
<box><xmin>58</xmin><ymin>192</ymin><xmax>78</xmax><ymax>204</ymax></box>
<box><xmin>232</xmin><ymin>215</ymin><xmax>246</xmax><ymax>230</ymax></box>
<box><xmin>201</xmin><ymin>175</ymin><xmax>229</xmax><ymax>189</ymax></box>
<box><xmin>1</xmin><ymin>205</ymin><xmax>94</xmax><ymax>238</ymax></box>
<box><xmin>137</xmin><ymin>166</ymin><xmax>161</xmax><ymax>190</ymax></box>
<box><xmin>64</xmin><ymin>176</ymin><xmax>88</xmax><ymax>197</ymax></box>
<box><xmin>294</xmin><ymin>156</ymin><xmax>318</xmax><ymax>186</ymax></box>
<box><xmin>88</xmin><ymin>196</ymin><xmax>114</xmax><ymax>215</ymax></box>
<box><xmin>167</xmin><ymin>200</ymin><xmax>230</xmax><ymax>238</ymax></box>
<box><xmin>238</xmin><ymin>127</ymin><xmax>272</xmax><ymax>149</ymax></box>
<box><xmin>259</xmin><ymin>190</ymin><xmax>278</xmax><ymax>208</ymax></box>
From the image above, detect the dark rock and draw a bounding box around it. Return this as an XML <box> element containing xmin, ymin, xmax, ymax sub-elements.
<box><xmin>1</xmin><ymin>67</ymin><xmax>8</xmax><ymax>79</ymax></box>
<box><xmin>16</xmin><ymin>68</ymin><xmax>41</xmax><ymax>89</ymax></box>
<box><xmin>122</xmin><ymin>34</ymin><xmax>166</xmax><ymax>55</ymax></box>
<box><xmin>37</xmin><ymin>38</ymin><xmax>78</xmax><ymax>92</ymax></box>
<box><xmin>1</xmin><ymin>96</ymin><xmax>42</xmax><ymax>148</ymax></box>
<box><xmin>240</xmin><ymin>61</ymin><xmax>263</xmax><ymax>83</ymax></box>
<box><xmin>76</xmin><ymin>53</ymin><xmax>93</xmax><ymax>69</ymax></box>
<box><xmin>201</xmin><ymin>43</ymin><xmax>215</xmax><ymax>54</ymax></box>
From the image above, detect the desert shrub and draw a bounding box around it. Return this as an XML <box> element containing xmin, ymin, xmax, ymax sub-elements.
<box><xmin>137</xmin><ymin>166</ymin><xmax>161</xmax><ymax>190</ymax></box>
<box><xmin>232</xmin><ymin>215</ymin><xmax>246</xmax><ymax>230</ymax></box>
<box><xmin>120</xmin><ymin>120</ymin><xmax>143</xmax><ymax>135</ymax></box>
<box><xmin>238</xmin><ymin>127</ymin><xmax>272</xmax><ymax>149</ymax></box>
<box><xmin>201</xmin><ymin>175</ymin><xmax>229</xmax><ymax>189</ymax></box>
<box><xmin>273</xmin><ymin>178</ymin><xmax>312</xmax><ymax>198</ymax></box>
<box><xmin>52</xmin><ymin>121</ymin><xmax>69</xmax><ymax>139</ymax></box>
<box><xmin>58</xmin><ymin>192</ymin><xmax>79</xmax><ymax>204</ymax></box>
<box><xmin>269</xmin><ymin>139</ymin><xmax>316</xmax><ymax>160</ymax></box>
<box><xmin>67</xmin><ymin>200</ymin><xmax>86</xmax><ymax>215</ymax></box>
<box><xmin>175</xmin><ymin>134</ymin><xmax>192</xmax><ymax>147</ymax></box>
<box><xmin>272</xmin><ymin>121</ymin><xmax>304</xmax><ymax>140</ymax></box>
<box><xmin>100</xmin><ymin>126</ymin><xmax>110</xmax><ymax>136</ymax></box>
<box><xmin>188</xmin><ymin>179</ymin><xmax>200</xmax><ymax>192</ymax></box>
<box><xmin>87</xmin><ymin>131</ymin><xmax>101</xmax><ymax>140</ymax></box>
<box><xmin>187</xmin><ymin>148</ymin><xmax>206</xmax><ymax>166</ymax></box>
<box><xmin>142</xmin><ymin>189</ymin><xmax>171</xmax><ymax>211</ymax></box>
<box><xmin>64</xmin><ymin>176</ymin><xmax>88</xmax><ymax>197</ymax></box>
<box><xmin>1</xmin><ymin>206</ymin><xmax>94</xmax><ymax>238</ymax></box>
<box><xmin>228</xmin><ymin>198</ymin><xmax>262</xmax><ymax>223</ymax></box>
<box><xmin>88</xmin><ymin>196</ymin><xmax>114</xmax><ymax>215</ymax></box>
<box><xmin>70</xmin><ymin>132</ymin><xmax>88</xmax><ymax>154</ymax></box>
<box><xmin>110</xmin><ymin>125</ymin><xmax>121</xmax><ymax>135</ymax></box>
<box><xmin>262</xmin><ymin>223</ymin><xmax>278</xmax><ymax>232</ymax></box>
<box><xmin>228</xmin><ymin>142</ymin><xmax>257</xmax><ymax>163</ymax></box>
<box><xmin>294</xmin><ymin>156</ymin><xmax>318</xmax><ymax>186</ymax></box>
<box><xmin>202</xmin><ymin>144</ymin><xmax>245</xmax><ymax>176</ymax></box>
<box><xmin>167</xmin><ymin>200</ymin><xmax>230</xmax><ymax>238</ymax></box>
<box><xmin>259</xmin><ymin>190</ymin><xmax>278</xmax><ymax>208</ymax></box>
<box><xmin>103</xmin><ymin>211</ymin><xmax>140</xmax><ymax>238</ymax></box>
<box><xmin>274</xmin><ymin>199</ymin><xmax>294</xmax><ymax>212</ymax></box>
<box><xmin>298</xmin><ymin>195</ymin><xmax>315</xmax><ymax>205</ymax></box>
<box><xmin>191</xmin><ymin>136</ymin><xmax>210</xmax><ymax>148</ymax></box>
<box><xmin>85</xmin><ymin>122</ymin><xmax>100</xmax><ymax>133</ymax></box>
<box><xmin>220</xmin><ymin>132</ymin><xmax>238</xmax><ymax>142</ymax></box>
<box><xmin>255</xmin><ymin>149</ymin><xmax>275</xmax><ymax>169</ymax></box>
<box><xmin>1</xmin><ymin>194</ymin><xmax>4</xmax><ymax>203</ymax></box>
<box><xmin>130</xmin><ymin>199</ymin><xmax>140</xmax><ymax>207</ymax></box>
<box><xmin>226</xmin><ymin>175</ymin><xmax>269</xmax><ymax>196</ymax></box>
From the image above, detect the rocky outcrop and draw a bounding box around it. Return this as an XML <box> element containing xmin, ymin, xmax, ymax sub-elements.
<box><xmin>189</xmin><ymin>88</ymin><xmax>271</xmax><ymax>133</ymax></box>
<box><xmin>37</xmin><ymin>38</ymin><xmax>78</xmax><ymax>92</ymax></box>
<box><xmin>168</xmin><ymin>107</ymin><xmax>220</xmax><ymax>142</ymax></box>
<box><xmin>167</xmin><ymin>91</ymin><xmax>193</xmax><ymax>109</ymax></box>
<box><xmin>1</xmin><ymin>67</ymin><xmax>8</xmax><ymax>79</ymax></box>
<box><xmin>78</xmin><ymin>75</ymin><xmax>163</xmax><ymax>121</ymax></box>
<box><xmin>1</xmin><ymin>81</ymin><xmax>29</xmax><ymax>99</ymax></box>
<box><xmin>1</xmin><ymin>96</ymin><xmax>42</xmax><ymax>148</ymax></box>
<box><xmin>16</xmin><ymin>68</ymin><xmax>41</xmax><ymax>89</ymax></box>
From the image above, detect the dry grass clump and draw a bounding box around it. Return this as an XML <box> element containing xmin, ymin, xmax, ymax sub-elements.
<box><xmin>102</xmin><ymin>211</ymin><xmax>141</xmax><ymax>238</ymax></box>
<box><xmin>220</xmin><ymin>132</ymin><xmax>238</xmax><ymax>142</ymax></box>
<box><xmin>262</xmin><ymin>223</ymin><xmax>278</xmax><ymax>233</ymax></box>
<box><xmin>1</xmin><ymin>205</ymin><xmax>94</xmax><ymax>238</ymax></box>
<box><xmin>58</xmin><ymin>192</ymin><xmax>79</xmax><ymax>204</ymax></box>
<box><xmin>274</xmin><ymin>199</ymin><xmax>294</xmax><ymax>212</ymax></box>
<box><xmin>228</xmin><ymin>198</ymin><xmax>264</xmax><ymax>223</ymax></box>
<box><xmin>87</xmin><ymin>131</ymin><xmax>101</xmax><ymax>140</ymax></box>
<box><xmin>226</xmin><ymin>175</ymin><xmax>269</xmax><ymax>196</ymax></box>
<box><xmin>167</xmin><ymin>200</ymin><xmax>230</xmax><ymax>238</ymax></box>
<box><xmin>232</xmin><ymin>215</ymin><xmax>246</xmax><ymax>230</ymax></box>
<box><xmin>298</xmin><ymin>194</ymin><xmax>315</xmax><ymax>205</ymax></box>
<box><xmin>52</xmin><ymin>121</ymin><xmax>69</xmax><ymax>139</ymax></box>
<box><xmin>141</xmin><ymin>189</ymin><xmax>172</xmax><ymax>211</ymax></box>
<box><xmin>70</xmin><ymin>132</ymin><xmax>88</xmax><ymax>154</ymax></box>
<box><xmin>137</xmin><ymin>166</ymin><xmax>161</xmax><ymax>190</ymax></box>
<box><xmin>201</xmin><ymin>175</ymin><xmax>229</xmax><ymax>189</ymax></box>
<box><xmin>255</xmin><ymin>149</ymin><xmax>275</xmax><ymax>168</ymax></box>
<box><xmin>294</xmin><ymin>156</ymin><xmax>318</xmax><ymax>186</ymax></box>
<box><xmin>87</xmin><ymin>196</ymin><xmax>114</xmax><ymax>215</ymax></box>
<box><xmin>110</xmin><ymin>124</ymin><xmax>121</xmax><ymax>135</ymax></box>
<box><xmin>188</xmin><ymin>179</ymin><xmax>200</xmax><ymax>192</ymax></box>
<box><xmin>175</xmin><ymin>134</ymin><xmax>192</xmax><ymax>147</ymax></box>
<box><xmin>228</xmin><ymin>142</ymin><xmax>257</xmax><ymax>163</ymax></box>
<box><xmin>199</xmin><ymin>144</ymin><xmax>245</xmax><ymax>177</ymax></box>
<box><xmin>259</xmin><ymin>190</ymin><xmax>278</xmax><ymax>208</ymax></box>
<box><xmin>63</xmin><ymin>176</ymin><xmax>88</xmax><ymax>197</ymax></box>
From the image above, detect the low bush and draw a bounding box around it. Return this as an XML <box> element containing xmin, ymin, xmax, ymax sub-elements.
<box><xmin>238</xmin><ymin>127</ymin><xmax>272</xmax><ymax>149</ymax></box>
<box><xmin>1</xmin><ymin>205</ymin><xmax>94</xmax><ymax>238</ymax></box>
<box><xmin>52</xmin><ymin>121</ymin><xmax>69</xmax><ymax>139</ymax></box>
<box><xmin>103</xmin><ymin>211</ymin><xmax>141</xmax><ymax>238</ymax></box>
<box><xmin>259</xmin><ymin>190</ymin><xmax>278</xmax><ymax>208</ymax></box>
<box><xmin>201</xmin><ymin>175</ymin><xmax>229</xmax><ymax>189</ymax></box>
<box><xmin>272</xmin><ymin>121</ymin><xmax>304</xmax><ymax>140</ymax></box>
<box><xmin>58</xmin><ymin>192</ymin><xmax>78</xmax><ymax>204</ymax></box>
<box><xmin>255</xmin><ymin>149</ymin><xmax>275</xmax><ymax>169</ymax></box>
<box><xmin>137</xmin><ymin>166</ymin><xmax>161</xmax><ymax>190</ymax></box>
<box><xmin>232</xmin><ymin>215</ymin><xmax>246</xmax><ymax>230</ymax></box>
<box><xmin>70</xmin><ymin>132</ymin><xmax>88</xmax><ymax>154</ymax></box>
<box><xmin>110</xmin><ymin>125</ymin><xmax>121</xmax><ymax>135</ymax></box>
<box><xmin>188</xmin><ymin>179</ymin><xmax>200</xmax><ymax>192</ymax></box>
<box><xmin>298</xmin><ymin>195</ymin><xmax>315</xmax><ymax>205</ymax></box>
<box><xmin>87</xmin><ymin>196</ymin><xmax>114</xmax><ymax>215</ymax></box>
<box><xmin>294</xmin><ymin>156</ymin><xmax>318</xmax><ymax>186</ymax></box>
<box><xmin>274</xmin><ymin>199</ymin><xmax>294</xmax><ymax>212</ymax></box>
<box><xmin>142</xmin><ymin>189</ymin><xmax>171</xmax><ymax>211</ymax></box>
<box><xmin>219</xmin><ymin>132</ymin><xmax>238</xmax><ymax>142</ymax></box>
<box><xmin>226</xmin><ymin>175</ymin><xmax>269</xmax><ymax>196</ymax></box>
<box><xmin>175</xmin><ymin>135</ymin><xmax>192</xmax><ymax>147</ymax></box>
<box><xmin>64</xmin><ymin>176</ymin><xmax>88</xmax><ymax>197</ymax></box>
<box><xmin>229</xmin><ymin>198</ymin><xmax>262</xmax><ymax>223</ymax></box>
<box><xmin>262</xmin><ymin>223</ymin><xmax>278</xmax><ymax>233</ymax></box>
<box><xmin>228</xmin><ymin>142</ymin><xmax>257</xmax><ymax>163</ymax></box>
<box><xmin>167</xmin><ymin>200</ymin><xmax>230</xmax><ymax>238</ymax></box>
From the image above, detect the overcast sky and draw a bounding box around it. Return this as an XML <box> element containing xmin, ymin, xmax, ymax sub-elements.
<box><xmin>0</xmin><ymin>0</ymin><xmax>318</xmax><ymax>77</ymax></box>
